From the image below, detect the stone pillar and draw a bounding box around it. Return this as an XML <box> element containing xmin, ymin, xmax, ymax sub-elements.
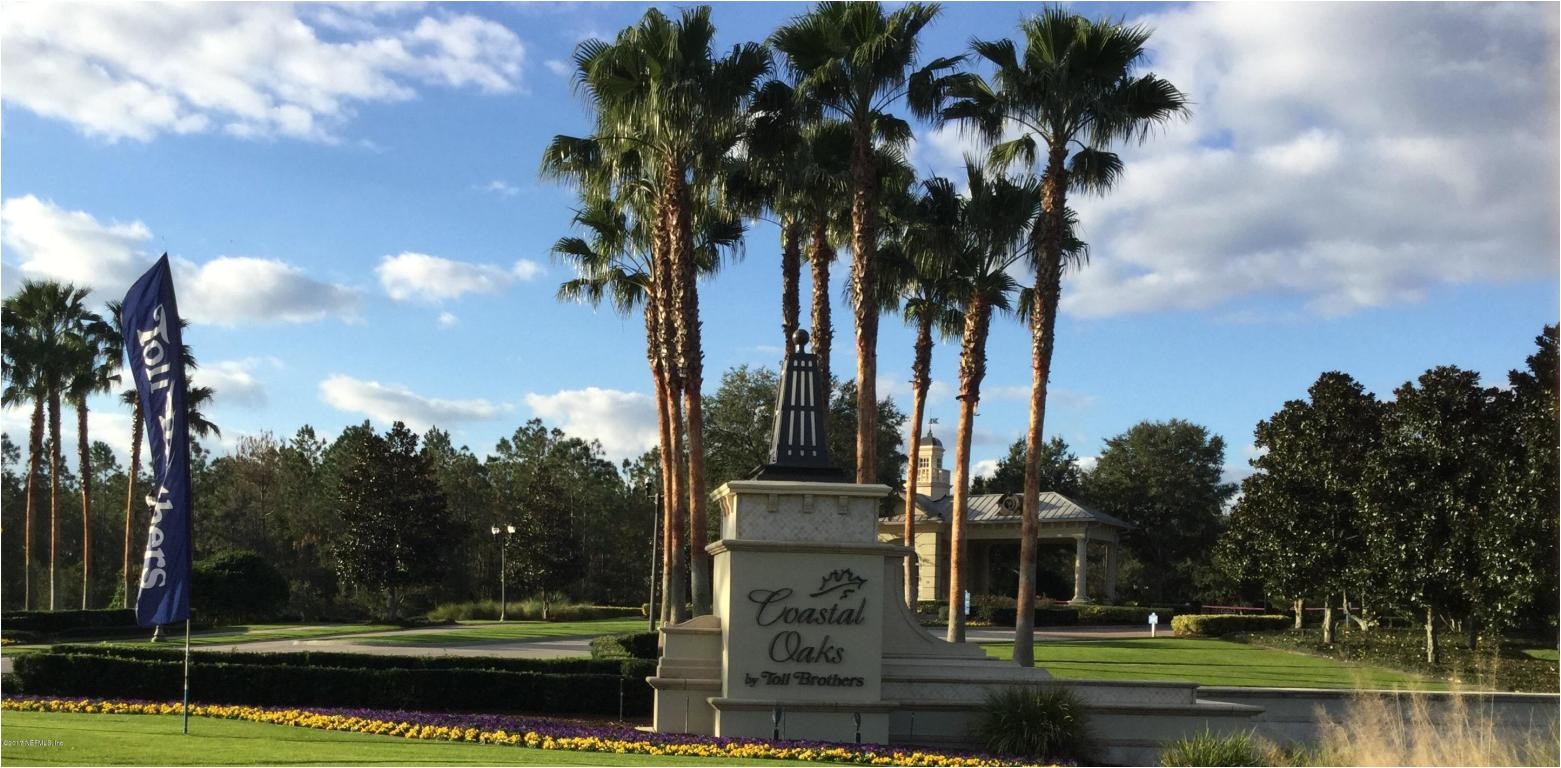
<box><xmin>1104</xmin><ymin>542</ymin><xmax>1119</xmax><ymax>603</ymax></box>
<box><xmin>1071</xmin><ymin>535</ymin><xmax>1090</xmax><ymax>603</ymax></box>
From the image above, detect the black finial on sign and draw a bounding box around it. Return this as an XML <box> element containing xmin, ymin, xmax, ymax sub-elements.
<box><xmin>750</xmin><ymin>327</ymin><xmax>847</xmax><ymax>482</ymax></box>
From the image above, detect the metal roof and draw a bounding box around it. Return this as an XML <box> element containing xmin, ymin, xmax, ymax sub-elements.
<box><xmin>881</xmin><ymin>491</ymin><xmax>1133</xmax><ymax>530</ymax></box>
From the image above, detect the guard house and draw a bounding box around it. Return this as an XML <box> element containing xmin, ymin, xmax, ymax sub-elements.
<box><xmin>878</xmin><ymin>434</ymin><xmax>1132</xmax><ymax>604</ymax></box>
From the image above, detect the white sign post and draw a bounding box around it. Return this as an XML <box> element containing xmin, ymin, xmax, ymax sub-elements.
<box><xmin>1148</xmin><ymin>612</ymin><xmax>1159</xmax><ymax>638</ymax></box>
<box><xmin>964</xmin><ymin>590</ymin><xmax>971</xmax><ymax>617</ymax></box>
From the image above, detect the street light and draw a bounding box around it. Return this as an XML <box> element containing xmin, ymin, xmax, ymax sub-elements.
<box><xmin>491</xmin><ymin>523</ymin><xmax>516</xmax><ymax>622</ymax></box>
<box><xmin>644</xmin><ymin>480</ymin><xmax>660</xmax><ymax>633</ymax></box>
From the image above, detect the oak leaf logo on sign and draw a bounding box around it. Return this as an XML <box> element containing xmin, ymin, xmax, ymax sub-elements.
<box><xmin>809</xmin><ymin>569</ymin><xmax>867</xmax><ymax>600</ymax></box>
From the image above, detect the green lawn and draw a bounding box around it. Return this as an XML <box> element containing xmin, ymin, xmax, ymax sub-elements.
<box><xmin>5</xmin><ymin>624</ymin><xmax>397</xmax><ymax>653</ymax></box>
<box><xmin>0</xmin><ymin>711</ymin><xmax>806</xmax><ymax>766</ymax></box>
<box><xmin>354</xmin><ymin>619</ymin><xmax>646</xmax><ymax>647</ymax></box>
<box><xmin>982</xmin><ymin>637</ymin><xmax>1445</xmax><ymax>690</ymax></box>
<box><xmin>1521</xmin><ymin>648</ymin><xmax>1558</xmax><ymax>663</ymax></box>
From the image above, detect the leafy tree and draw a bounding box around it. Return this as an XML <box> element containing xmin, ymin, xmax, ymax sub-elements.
<box><xmin>773</xmin><ymin>1</ymin><xmax>960</xmax><ymax>485</ymax></box>
<box><xmin>1217</xmin><ymin>373</ymin><xmax>1383</xmax><ymax>640</ymax></box>
<box><xmin>1359</xmin><ymin>367</ymin><xmax>1500</xmax><ymax>664</ymax></box>
<box><xmin>971</xmin><ymin>436</ymin><xmax>1083</xmax><ymax>497</ymax></box>
<box><xmin>1497</xmin><ymin>326</ymin><xmax>1559</xmax><ymax>634</ymax></box>
<box><xmin>1081</xmin><ymin>419</ymin><xmax>1236</xmax><ymax>605</ymax></box>
<box><xmin>945</xmin><ymin>8</ymin><xmax>1187</xmax><ymax>665</ymax></box>
<box><xmin>333</xmin><ymin>422</ymin><xmax>451</xmax><ymax>620</ymax></box>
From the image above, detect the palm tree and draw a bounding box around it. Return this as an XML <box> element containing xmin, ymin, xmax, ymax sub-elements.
<box><xmin>944</xmin><ymin>8</ymin><xmax>1188</xmax><ymax>664</ymax></box>
<box><xmin>550</xmin><ymin>188</ymin><xmax>742</xmax><ymax>624</ymax></box>
<box><xmin>892</xmin><ymin>176</ymin><xmax>966</xmax><ymax>605</ymax></box>
<box><xmin>1</xmin><ymin>310</ymin><xmax>45</xmax><ymax>610</ymax></box>
<box><xmin>940</xmin><ymin>162</ymin><xmax>1042</xmax><ymax>643</ymax></box>
<box><xmin>66</xmin><ymin>308</ymin><xmax>120</xmax><ymax>609</ymax></box>
<box><xmin>772</xmin><ymin>1</ymin><xmax>960</xmax><ymax>483</ymax></box>
<box><xmin>564</xmin><ymin>7</ymin><xmax>768</xmax><ymax>617</ymax></box>
<box><xmin>3</xmin><ymin>281</ymin><xmax>96</xmax><ymax>610</ymax></box>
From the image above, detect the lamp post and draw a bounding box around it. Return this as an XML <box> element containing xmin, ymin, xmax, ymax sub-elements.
<box><xmin>491</xmin><ymin>523</ymin><xmax>516</xmax><ymax>622</ymax></box>
<box><xmin>644</xmin><ymin>481</ymin><xmax>660</xmax><ymax>632</ymax></box>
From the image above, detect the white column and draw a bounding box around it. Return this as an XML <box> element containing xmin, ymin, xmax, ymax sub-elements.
<box><xmin>1104</xmin><ymin>542</ymin><xmax>1119</xmax><ymax>603</ymax></box>
<box><xmin>1071</xmin><ymin>534</ymin><xmax>1090</xmax><ymax>603</ymax></box>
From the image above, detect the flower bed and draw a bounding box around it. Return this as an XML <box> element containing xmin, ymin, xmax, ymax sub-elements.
<box><xmin>1</xmin><ymin>696</ymin><xmax>1042</xmax><ymax>767</ymax></box>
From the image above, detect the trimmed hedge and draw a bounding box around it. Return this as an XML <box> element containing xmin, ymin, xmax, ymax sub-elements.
<box><xmin>1172</xmin><ymin>614</ymin><xmax>1290</xmax><ymax>637</ymax></box>
<box><xmin>12</xmin><ymin>648</ymin><xmax>653</xmax><ymax>716</ymax></box>
<box><xmin>1075</xmin><ymin>605</ymin><xmax>1175</xmax><ymax>626</ymax></box>
<box><xmin>590</xmin><ymin>632</ymin><xmax>659</xmax><ymax>661</ymax></box>
<box><xmin>43</xmin><ymin>644</ymin><xmax>653</xmax><ymax>678</ymax></box>
<box><xmin>2</xmin><ymin>609</ymin><xmax>136</xmax><ymax>633</ymax></box>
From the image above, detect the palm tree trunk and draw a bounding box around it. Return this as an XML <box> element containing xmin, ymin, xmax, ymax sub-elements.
<box><xmin>781</xmin><ymin>219</ymin><xmax>803</xmax><ymax>350</ymax></box>
<box><xmin>77</xmin><ymin>402</ymin><xmax>91</xmax><ymax>609</ymax></box>
<box><xmin>809</xmin><ymin>220</ymin><xmax>833</xmax><ymax>387</ymax></box>
<box><xmin>664</xmin><ymin>388</ymin><xmax>690</xmax><ymax>624</ymax></box>
<box><xmin>655</xmin><ymin>169</ymin><xmax>691</xmax><ymax>626</ymax></box>
<box><xmin>667</xmin><ymin>170</ymin><xmax>710</xmax><ymax>618</ymax></box>
<box><xmin>48</xmin><ymin>389</ymin><xmax>61</xmax><ymax>611</ymax></box>
<box><xmin>653</xmin><ymin>367</ymin><xmax>676</xmax><ymax>625</ymax></box>
<box><xmin>124</xmin><ymin>403</ymin><xmax>143</xmax><ymax>608</ymax></box>
<box><xmin>24</xmin><ymin>398</ymin><xmax>43</xmax><ymax>611</ymax></box>
<box><xmin>1016</xmin><ymin>146</ymin><xmax>1072</xmax><ymax>666</ymax></box>
<box><xmin>904</xmin><ymin>313</ymin><xmax>934</xmax><ymax>606</ymax></box>
<box><xmin>849</xmin><ymin>128</ymin><xmax>880</xmax><ymax>484</ymax></box>
<box><xmin>1016</xmin><ymin>257</ymin><xmax>1064</xmax><ymax>667</ymax></box>
<box><xmin>946</xmin><ymin>297</ymin><xmax>992</xmax><ymax>643</ymax></box>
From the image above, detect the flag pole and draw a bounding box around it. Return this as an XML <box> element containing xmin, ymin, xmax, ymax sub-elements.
<box><xmin>182</xmin><ymin>618</ymin><xmax>191</xmax><ymax>734</ymax></box>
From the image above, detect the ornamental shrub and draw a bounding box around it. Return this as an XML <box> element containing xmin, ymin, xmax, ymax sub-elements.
<box><xmin>988</xmin><ymin>606</ymin><xmax>1080</xmax><ymax>627</ymax></box>
<box><xmin>193</xmin><ymin>550</ymin><xmax>290</xmax><ymax>624</ymax></box>
<box><xmin>1075</xmin><ymin>605</ymin><xmax>1175</xmax><ymax>626</ymax></box>
<box><xmin>426</xmin><ymin>600</ymin><xmax>640</xmax><ymax>622</ymax></box>
<box><xmin>1159</xmin><ymin>729</ymin><xmax>1266</xmax><ymax>766</ymax></box>
<box><xmin>590</xmin><ymin>632</ymin><xmax>660</xmax><ymax>660</ymax></box>
<box><xmin>1172</xmin><ymin>614</ymin><xmax>1289</xmax><ymax>637</ymax></box>
<box><xmin>973</xmin><ymin>685</ymin><xmax>1090</xmax><ymax>762</ymax></box>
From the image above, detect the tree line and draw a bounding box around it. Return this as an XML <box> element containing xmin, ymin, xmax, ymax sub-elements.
<box><xmin>1216</xmin><ymin>326</ymin><xmax>1559</xmax><ymax>661</ymax></box>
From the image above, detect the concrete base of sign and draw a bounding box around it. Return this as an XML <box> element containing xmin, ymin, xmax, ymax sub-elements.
<box><xmin>649</xmin><ymin>479</ymin><xmax>1262</xmax><ymax>764</ymax></box>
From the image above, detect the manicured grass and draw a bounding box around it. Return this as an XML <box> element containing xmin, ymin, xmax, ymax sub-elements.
<box><xmin>981</xmin><ymin>637</ymin><xmax>1445</xmax><ymax>690</ymax></box>
<box><xmin>355</xmin><ymin>619</ymin><xmax>646</xmax><ymax>647</ymax></box>
<box><xmin>0</xmin><ymin>711</ymin><xmax>807</xmax><ymax>766</ymax></box>
<box><xmin>1521</xmin><ymin>648</ymin><xmax>1558</xmax><ymax>662</ymax></box>
<box><xmin>154</xmin><ymin>624</ymin><xmax>398</xmax><ymax>647</ymax></box>
<box><xmin>6</xmin><ymin>624</ymin><xmax>397</xmax><ymax>652</ymax></box>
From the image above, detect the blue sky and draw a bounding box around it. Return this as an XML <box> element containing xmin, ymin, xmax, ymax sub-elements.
<box><xmin>2</xmin><ymin>2</ymin><xmax>1557</xmax><ymax>486</ymax></box>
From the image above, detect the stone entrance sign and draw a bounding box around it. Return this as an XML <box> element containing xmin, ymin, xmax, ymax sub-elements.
<box><xmin>648</xmin><ymin>331</ymin><xmax>1263</xmax><ymax>763</ymax></box>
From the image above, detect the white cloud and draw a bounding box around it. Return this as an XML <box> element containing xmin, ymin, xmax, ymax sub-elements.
<box><xmin>1</xmin><ymin>195</ymin><xmax>360</xmax><ymax>325</ymax></box>
<box><xmin>437</xmin><ymin>311</ymin><xmax>459</xmax><ymax>329</ymax></box>
<box><xmin>181</xmin><ymin>257</ymin><xmax>359</xmax><ymax>326</ymax></box>
<box><xmin>972</xmin><ymin>458</ymin><xmax>999</xmax><ymax>480</ymax></box>
<box><xmin>510</xmin><ymin>259</ymin><xmax>543</xmax><ymax>281</ymax></box>
<box><xmin>955</xmin><ymin>3</ymin><xmax>1559</xmax><ymax>318</ymax></box>
<box><xmin>481</xmin><ymin>179</ymin><xmax>520</xmax><ymax>197</ymax></box>
<box><xmin>376</xmin><ymin>251</ymin><xmax>542</xmax><ymax>302</ymax></box>
<box><xmin>0</xmin><ymin>3</ymin><xmax>525</xmax><ymax>142</ymax></box>
<box><xmin>1</xmin><ymin>194</ymin><xmax>151</xmax><ymax>290</ymax></box>
<box><xmin>319</xmin><ymin>374</ymin><xmax>501</xmax><ymax>432</ymax></box>
<box><xmin>524</xmin><ymin>387</ymin><xmax>659</xmax><ymax>462</ymax></box>
<box><xmin>191</xmin><ymin>359</ymin><xmax>269</xmax><ymax>409</ymax></box>
<box><xmin>544</xmin><ymin>58</ymin><xmax>571</xmax><ymax>77</ymax></box>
